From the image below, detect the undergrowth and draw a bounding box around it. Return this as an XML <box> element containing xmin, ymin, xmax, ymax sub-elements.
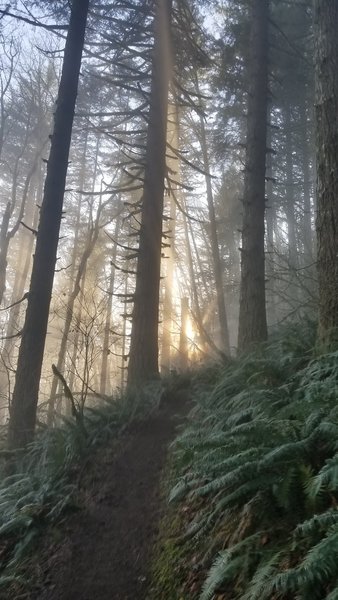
<box><xmin>0</xmin><ymin>381</ymin><xmax>163</xmax><ymax>597</ymax></box>
<box><xmin>170</xmin><ymin>320</ymin><xmax>338</xmax><ymax>599</ymax></box>
<box><xmin>148</xmin><ymin>458</ymin><xmax>190</xmax><ymax>600</ymax></box>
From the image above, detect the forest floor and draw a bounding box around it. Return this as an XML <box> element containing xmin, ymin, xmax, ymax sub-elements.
<box><xmin>29</xmin><ymin>392</ymin><xmax>188</xmax><ymax>600</ymax></box>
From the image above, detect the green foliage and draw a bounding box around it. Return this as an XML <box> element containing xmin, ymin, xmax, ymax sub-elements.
<box><xmin>170</xmin><ymin>321</ymin><xmax>338</xmax><ymax>599</ymax></box>
<box><xmin>0</xmin><ymin>387</ymin><xmax>160</xmax><ymax>594</ymax></box>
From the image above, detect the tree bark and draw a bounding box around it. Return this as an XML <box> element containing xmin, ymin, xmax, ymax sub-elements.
<box><xmin>237</xmin><ymin>0</ymin><xmax>269</xmax><ymax>351</ymax></box>
<box><xmin>161</xmin><ymin>103</ymin><xmax>178</xmax><ymax>373</ymax></box>
<box><xmin>314</xmin><ymin>1</ymin><xmax>338</xmax><ymax>347</ymax></box>
<box><xmin>8</xmin><ymin>0</ymin><xmax>90</xmax><ymax>449</ymax></box>
<box><xmin>161</xmin><ymin>190</ymin><xmax>176</xmax><ymax>373</ymax></box>
<box><xmin>47</xmin><ymin>128</ymin><xmax>92</xmax><ymax>423</ymax></box>
<box><xmin>128</xmin><ymin>0</ymin><xmax>173</xmax><ymax>386</ymax></box>
<box><xmin>300</xmin><ymin>98</ymin><xmax>313</xmax><ymax>263</ymax></box>
<box><xmin>266</xmin><ymin>121</ymin><xmax>276</xmax><ymax>325</ymax></box>
<box><xmin>100</xmin><ymin>215</ymin><xmax>120</xmax><ymax>394</ymax></box>
<box><xmin>285</xmin><ymin>104</ymin><xmax>298</xmax><ymax>272</ymax></box>
<box><xmin>198</xmin><ymin>110</ymin><xmax>230</xmax><ymax>355</ymax></box>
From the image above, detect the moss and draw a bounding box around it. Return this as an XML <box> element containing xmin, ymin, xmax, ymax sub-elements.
<box><xmin>148</xmin><ymin>511</ymin><xmax>187</xmax><ymax>599</ymax></box>
<box><xmin>147</xmin><ymin>458</ymin><xmax>197</xmax><ymax>600</ymax></box>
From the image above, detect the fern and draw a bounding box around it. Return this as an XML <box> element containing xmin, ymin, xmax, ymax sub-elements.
<box><xmin>170</xmin><ymin>321</ymin><xmax>338</xmax><ymax>600</ymax></box>
<box><xmin>308</xmin><ymin>454</ymin><xmax>338</xmax><ymax>500</ymax></box>
<box><xmin>273</xmin><ymin>526</ymin><xmax>338</xmax><ymax>593</ymax></box>
<box><xmin>295</xmin><ymin>508</ymin><xmax>338</xmax><ymax>538</ymax></box>
<box><xmin>200</xmin><ymin>534</ymin><xmax>261</xmax><ymax>600</ymax></box>
<box><xmin>239</xmin><ymin>551</ymin><xmax>282</xmax><ymax>600</ymax></box>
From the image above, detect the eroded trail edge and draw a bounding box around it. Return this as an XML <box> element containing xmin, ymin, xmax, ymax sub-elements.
<box><xmin>34</xmin><ymin>400</ymin><xmax>185</xmax><ymax>600</ymax></box>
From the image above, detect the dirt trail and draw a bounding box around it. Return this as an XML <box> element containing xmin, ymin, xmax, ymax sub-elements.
<box><xmin>34</xmin><ymin>398</ymin><xmax>186</xmax><ymax>600</ymax></box>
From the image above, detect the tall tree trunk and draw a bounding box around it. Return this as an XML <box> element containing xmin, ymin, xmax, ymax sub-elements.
<box><xmin>67</xmin><ymin>265</ymin><xmax>87</xmax><ymax>398</ymax></box>
<box><xmin>47</xmin><ymin>129</ymin><xmax>93</xmax><ymax>423</ymax></box>
<box><xmin>198</xmin><ymin>111</ymin><xmax>230</xmax><ymax>355</ymax></box>
<box><xmin>314</xmin><ymin>1</ymin><xmax>338</xmax><ymax>347</ymax></box>
<box><xmin>266</xmin><ymin>121</ymin><xmax>276</xmax><ymax>325</ymax></box>
<box><xmin>8</xmin><ymin>0</ymin><xmax>90</xmax><ymax>449</ymax></box>
<box><xmin>121</xmin><ymin>271</ymin><xmax>130</xmax><ymax>393</ymax></box>
<box><xmin>128</xmin><ymin>0</ymin><xmax>173</xmax><ymax>386</ymax></box>
<box><xmin>285</xmin><ymin>104</ymin><xmax>298</xmax><ymax>272</ymax></box>
<box><xmin>237</xmin><ymin>0</ymin><xmax>269</xmax><ymax>351</ymax></box>
<box><xmin>161</xmin><ymin>103</ymin><xmax>178</xmax><ymax>373</ymax></box>
<box><xmin>183</xmin><ymin>210</ymin><xmax>224</xmax><ymax>360</ymax></box>
<box><xmin>100</xmin><ymin>215</ymin><xmax>120</xmax><ymax>394</ymax></box>
<box><xmin>300</xmin><ymin>98</ymin><xmax>313</xmax><ymax>263</ymax></box>
<box><xmin>179</xmin><ymin>297</ymin><xmax>189</xmax><ymax>371</ymax></box>
<box><xmin>161</xmin><ymin>191</ymin><xmax>176</xmax><ymax>373</ymax></box>
<box><xmin>284</xmin><ymin>103</ymin><xmax>300</xmax><ymax>307</ymax></box>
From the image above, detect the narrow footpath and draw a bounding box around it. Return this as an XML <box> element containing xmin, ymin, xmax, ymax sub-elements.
<box><xmin>34</xmin><ymin>397</ymin><xmax>186</xmax><ymax>600</ymax></box>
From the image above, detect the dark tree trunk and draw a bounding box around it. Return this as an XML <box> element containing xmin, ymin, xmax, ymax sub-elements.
<box><xmin>314</xmin><ymin>1</ymin><xmax>338</xmax><ymax>347</ymax></box>
<box><xmin>47</xmin><ymin>130</ymin><xmax>93</xmax><ymax>424</ymax></box>
<box><xmin>128</xmin><ymin>0</ymin><xmax>172</xmax><ymax>386</ymax></box>
<box><xmin>237</xmin><ymin>0</ymin><xmax>269</xmax><ymax>351</ymax></box>
<box><xmin>8</xmin><ymin>0</ymin><xmax>89</xmax><ymax>449</ymax></box>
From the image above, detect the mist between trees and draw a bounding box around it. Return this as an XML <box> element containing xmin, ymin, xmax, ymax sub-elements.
<box><xmin>0</xmin><ymin>0</ymin><xmax>330</xmax><ymax>449</ymax></box>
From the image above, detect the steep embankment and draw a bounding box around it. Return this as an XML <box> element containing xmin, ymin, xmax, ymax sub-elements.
<box><xmin>32</xmin><ymin>396</ymin><xmax>187</xmax><ymax>600</ymax></box>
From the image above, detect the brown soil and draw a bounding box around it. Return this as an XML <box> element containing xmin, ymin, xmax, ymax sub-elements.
<box><xmin>32</xmin><ymin>397</ymin><xmax>187</xmax><ymax>600</ymax></box>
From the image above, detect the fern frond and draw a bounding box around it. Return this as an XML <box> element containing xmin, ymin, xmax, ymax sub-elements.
<box><xmin>295</xmin><ymin>508</ymin><xmax>338</xmax><ymax>538</ymax></box>
<box><xmin>200</xmin><ymin>534</ymin><xmax>261</xmax><ymax>600</ymax></box>
<box><xmin>307</xmin><ymin>454</ymin><xmax>338</xmax><ymax>500</ymax></box>
<box><xmin>273</xmin><ymin>526</ymin><xmax>338</xmax><ymax>593</ymax></box>
<box><xmin>240</xmin><ymin>551</ymin><xmax>282</xmax><ymax>600</ymax></box>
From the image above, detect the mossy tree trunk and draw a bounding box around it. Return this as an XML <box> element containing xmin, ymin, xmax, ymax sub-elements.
<box><xmin>315</xmin><ymin>1</ymin><xmax>338</xmax><ymax>347</ymax></box>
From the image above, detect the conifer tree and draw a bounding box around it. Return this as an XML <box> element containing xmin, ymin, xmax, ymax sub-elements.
<box><xmin>128</xmin><ymin>0</ymin><xmax>173</xmax><ymax>386</ymax></box>
<box><xmin>237</xmin><ymin>0</ymin><xmax>269</xmax><ymax>351</ymax></box>
<box><xmin>8</xmin><ymin>0</ymin><xmax>90</xmax><ymax>449</ymax></box>
<box><xmin>315</xmin><ymin>0</ymin><xmax>338</xmax><ymax>347</ymax></box>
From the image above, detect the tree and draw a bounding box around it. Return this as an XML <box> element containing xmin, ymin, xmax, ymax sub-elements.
<box><xmin>197</xmin><ymin>100</ymin><xmax>230</xmax><ymax>356</ymax></box>
<box><xmin>127</xmin><ymin>0</ymin><xmax>173</xmax><ymax>386</ymax></box>
<box><xmin>8</xmin><ymin>0</ymin><xmax>90</xmax><ymax>449</ymax></box>
<box><xmin>237</xmin><ymin>0</ymin><xmax>269</xmax><ymax>351</ymax></box>
<box><xmin>315</xmin><ymin>0</ymin><xmax>338</xmax><ymax>347</ymax></box>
